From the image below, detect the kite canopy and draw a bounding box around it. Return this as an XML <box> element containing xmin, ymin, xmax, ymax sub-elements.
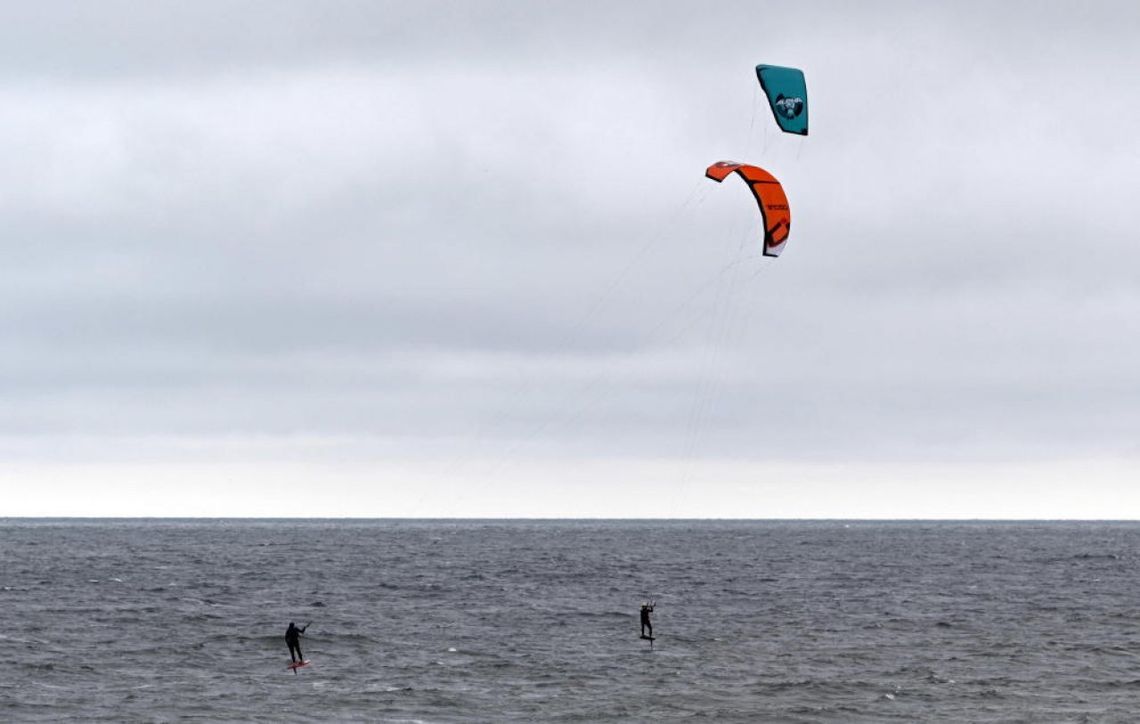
<box><xmin>705</xmin><ymin>161</ymin><xmax>791</xmax><ymax>257</ymax></box>
<box><xmin>755</xmin><ymin>64</ymin><xmax>808</xmax><ymax>136</ymax></box>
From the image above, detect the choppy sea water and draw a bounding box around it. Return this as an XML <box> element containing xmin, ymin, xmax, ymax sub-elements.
<box><xmin>3</xmin><ymin>520</ymin><xmax>1140</xmax><ymax>722</ymax></box>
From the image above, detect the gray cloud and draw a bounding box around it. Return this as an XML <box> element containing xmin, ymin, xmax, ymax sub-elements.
<box><xmin>3</xmin><ymin>2</ymin><xmax>1139</xmax><ymax>514</ymax></box>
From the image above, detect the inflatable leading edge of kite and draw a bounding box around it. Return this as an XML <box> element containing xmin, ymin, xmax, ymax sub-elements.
<box><xmin>705</xmin><ymin>161</ymin><xmax>791</xmax><ymax>258</ymax></box>
<box><xmin>755</xmin><ymin>64</ymin><xmax>808</xmax><ymax>136</ymax></box>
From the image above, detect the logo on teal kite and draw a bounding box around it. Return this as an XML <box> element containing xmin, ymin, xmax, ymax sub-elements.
<box><xmin>774</xmin><ymin>94</ymin><xmax>805</xmax><ymax>120</ymax></box>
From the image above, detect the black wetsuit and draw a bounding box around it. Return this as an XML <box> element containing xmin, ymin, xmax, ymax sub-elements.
<box><xmin>640</xmin><ymin>605</ymin><xmax>654</xmax><ymax>637</ymax></box>
<box><xmin>285</xmin><ymin>623</ymin><xmax>306</xmax><ymax>662</ymax></box>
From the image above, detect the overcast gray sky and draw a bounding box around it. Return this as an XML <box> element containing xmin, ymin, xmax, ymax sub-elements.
<box><xmin>3</xmin><ymin>1</ymin><xmax>1138</xmax><ymax>517</ymax></box>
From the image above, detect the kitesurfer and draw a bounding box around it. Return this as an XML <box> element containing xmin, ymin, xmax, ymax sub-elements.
<box><xmin>640</xmin><ymin>602</ymin><xmax>654</xmax><ymax>638</ymax></box>
<box><xmin>285</xmin><ymin>622</ymin><xmax>307</xmax><ymax>663</ymax></box>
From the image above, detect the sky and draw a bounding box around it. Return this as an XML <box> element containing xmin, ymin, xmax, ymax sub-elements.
<box><xmin>2</xmin><ymin>1</ymin><xmax>1139</xmax><ymax>517</ymax></box>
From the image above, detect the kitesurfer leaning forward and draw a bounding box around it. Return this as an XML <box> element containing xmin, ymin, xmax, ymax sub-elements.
<box><xmin>640</xmin><ymin>602</ymin><xmax>654</xmax><ymax>638</ymax></box>
<box><xmin>285</xmin><ymin>622</ymin><xmax>308</xmax><ymax>663</ymax></box>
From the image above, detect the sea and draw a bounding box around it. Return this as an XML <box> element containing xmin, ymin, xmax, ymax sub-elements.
<box><xmin>2</xmin><ymin>520</ymin><xmax>1139</xmax><ymax>722</ymax></box>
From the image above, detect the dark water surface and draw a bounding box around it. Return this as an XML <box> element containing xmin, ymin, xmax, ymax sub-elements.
<box><xmin>3</xmin><ymin>520</ymin><xmax>1140</xmax><ymax>722</ymax></box>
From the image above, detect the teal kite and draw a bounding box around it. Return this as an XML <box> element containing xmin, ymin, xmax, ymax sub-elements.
<box><xmin>755</xmin><ymin>65</ymin><xmax>808</xmax><ymax>136</ymax></box>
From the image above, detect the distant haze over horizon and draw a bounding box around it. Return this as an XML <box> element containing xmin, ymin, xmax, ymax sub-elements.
<box><xmin>3</xmin><ymin>1</ymin><xmax>1139</xmax><ymax>517</ymax></box>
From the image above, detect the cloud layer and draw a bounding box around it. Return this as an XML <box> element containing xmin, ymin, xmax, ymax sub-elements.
<box><xmin>3</xmin><ymin>2</ymin><xmax>1139</xmax><ymax>515</ymax></box>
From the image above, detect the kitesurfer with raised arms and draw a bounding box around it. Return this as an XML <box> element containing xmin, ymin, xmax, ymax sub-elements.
<box><xmin>640</xmin><ymin>602</ymin><xmax>654</xmax><ymax>639</ymax></box>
